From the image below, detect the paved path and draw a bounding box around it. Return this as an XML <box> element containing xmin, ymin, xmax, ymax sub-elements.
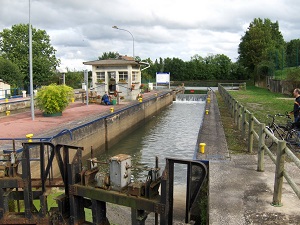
<box><xmin>197</xmin><ymin>91</ymin><xmax>300</xmax><ymax>224</ymax></box>
<box><xmin>0</xmin><ymin>90</ymin><xmax>161</xmax><ymax>140</ymax></box>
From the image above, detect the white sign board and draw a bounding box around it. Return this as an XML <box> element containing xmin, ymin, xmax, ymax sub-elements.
<box><xmin>156</xmin><ymin>72</ymin><xmax>170</xmax><ymax>84</ymax></box>
<box><xmin>156</xmin><ymin>72</ymin><xmax>170</xmax><ymax>89</ymax></box>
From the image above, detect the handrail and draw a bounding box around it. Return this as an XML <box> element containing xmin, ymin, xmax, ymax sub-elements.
<box><xmin>218</xmin><ymin>83</ymin><xmax>300</xmax><ymax>205</ymax></box>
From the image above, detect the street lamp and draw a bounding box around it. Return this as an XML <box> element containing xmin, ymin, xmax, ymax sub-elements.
<box><xmin>29</xmin><ymin>0</ymin><xmax>34</xmax><ymax>120</ymax></box>
<box><xmin>112</xmin><ymin>26</ymin><xmax>135</xmax><ymax>59</ymax></box>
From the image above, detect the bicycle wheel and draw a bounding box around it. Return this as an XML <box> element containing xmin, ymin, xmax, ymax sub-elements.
<box><xmin>265</xmin><ymin>126</ymin><xmax>275</xmax><ymax>148</ymax></box>
<box><xmin>273</xmin><ymin>126</ymin><xmax>286</xmax><ymax>141</ymax></box>
<box><xmin>286</xmin><ymin>129</ymin><xmax>300</xmax><ymax>147</ymax></box>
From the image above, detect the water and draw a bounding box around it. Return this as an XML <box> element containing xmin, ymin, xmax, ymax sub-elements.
<box><xmin>93</xmin><ymin>98</ymin><xmax>206</xmax><ymax>184</ymax></box>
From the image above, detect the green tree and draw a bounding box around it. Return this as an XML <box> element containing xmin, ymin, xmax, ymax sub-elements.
<box><xmin>286</xmin><ymin>39</ymin><xmax>300</xmax><ymax>67</ymax></box>
<box><xmin>0</xmin><ymin>24</ymin><xmax>60</xmax><ymax>87</ymax></box>
<box><xmin>0</xmin><ymin>57</ymin><xmax>24</xmax><ymax>87</ymax></box>
<box><xmin>141</xmin><ymin>58</ymin><xmax>156</xmax><ymax>82</ymax></box>
<box><xmin>238</xmin><ymin>18</ymin><xmax>285</xmax><ymax>79</ymax></box>
<box><xmin>98</xmin><ymin>51</ymin><xmax>119</xmax><ymax>60</ymax></box>
<box><xmin>163</xmin><ymin>57</ymin><xmax>186</xmax><ymax>80</ymax></box>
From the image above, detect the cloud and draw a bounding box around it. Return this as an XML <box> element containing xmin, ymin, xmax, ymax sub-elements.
<box><xmin>1</xmin><ymin>0</ymin><xmax>300</xmax><ymax>70</ymax></box>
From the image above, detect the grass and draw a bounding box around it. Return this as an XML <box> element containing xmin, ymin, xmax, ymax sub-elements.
<box><xmin>228</xmin><ymin>85</ymin><xmax>293</xmax><ymax>124</ymax></box>
<box><xmin>216</xmin><ymin>92</ymin><xmax>248</xmax><ymax>154</ymax></box>
<box><xmin>217</xmin><ymin>85</ymin><xmax>295</xmax><ymax>154</ymax></box>
<box><xmin>221</xmin><ymin>85</ymin><xmax>300</xmax><ymax>162</ymax></box>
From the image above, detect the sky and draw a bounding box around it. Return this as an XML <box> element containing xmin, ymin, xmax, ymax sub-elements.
<box><xmin>1</xmin><ymin>0</ymin><xmax>300</xmax><ymax>71</ymax></box>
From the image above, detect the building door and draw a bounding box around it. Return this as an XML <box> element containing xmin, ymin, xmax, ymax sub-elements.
<box><xmin>108</xmin><ymin>71</ymin><xmax>116</xmax><ymax>93</ymax></box>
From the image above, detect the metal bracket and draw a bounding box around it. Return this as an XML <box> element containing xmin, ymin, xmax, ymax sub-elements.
<box><xmin>69</xmin><ymin>185</ymin><xmax>77</xmax><ymax>196</ymax></box>
<box><xmin>154</xmin><ymin>203</ymin><xmax>165</xmax><ymax>214</ymax></box>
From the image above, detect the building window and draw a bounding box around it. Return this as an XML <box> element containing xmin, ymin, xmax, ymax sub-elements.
<box><xmin>118</xmin><ymin>71</ymin><xmax>128</xmax><ymax>82</ymax></box>
<box><xmin>96</xmin><ymin>72</ymin><xmax>105</xmax><ymax>82</ymax></box>
<box><xmin>132</xmin><ymin>71</ymin><xmax>138</xmax><ymax>82</ymax></box>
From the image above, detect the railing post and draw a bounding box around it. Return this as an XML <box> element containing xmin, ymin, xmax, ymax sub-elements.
<box><xmin>237</xmin><ymin>103</ymin><xmax>241</xmax><ymax>130</ymax></box>
<box><xmin>234</xmin><ymin>101</ymin><xmax>238</xmax><ymax>124</ymax></box>
<box><xmin>272</xmin><ymin>140</ymin><xmax>286</xmax><ymax>207</ymax></box>
<box><xmin>241</xmin><ymin>106</ymin><xmax>246</xmax><ymax>138</ymax></box>
<box><xmin>257</xmin><ymin>123</ymin><xmax>265</xmax><ymax>172</ymax></box>
<box><xmin>248</xmin><ymin>113</ymin><xmax>254</xmax><ymax>153</ymax></box>
<box><xmin>231</xmin><ymin>98</ymin><xmax>235</xmax><ymax>118</ymax></box>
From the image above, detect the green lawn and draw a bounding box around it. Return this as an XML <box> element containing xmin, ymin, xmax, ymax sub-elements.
<box><xmin>228</xmin><ymin>85</ymin><xmax>294</xmax><ymax>124</ymax></box>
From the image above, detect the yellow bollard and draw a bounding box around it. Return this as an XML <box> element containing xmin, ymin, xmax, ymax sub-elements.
<box><xmin>110</xmin><ymin>107</ymin><xmax>114</xmax><ymax>113</ymax></box>
<box><xmin>71</xmin><ymin>97</ymin><xmax>75</xmax><ymax>103</ymax></box>
<box><xmin>5</xmin><ymin>98</ymin><xmax>8</xmax><ymax>103</ymax></box>
<box><xmin>207</xmin><ymin>98</ymin><xmax>210</xmax><ymax>103</ymax></box>
<box><xmin>138</xmin><ymin>97</ymin><xmax>143</xmax><ymax>102</ymax></box>
<box><xmin>6</xmin><ymin>110</ymin><xmax>10</xmax><ymax>116</ymax></box>
<box><xmin>205</xmin><ymin>109</ymin><xmax>209</xmax><ymax>115</ymax></box>
<box><xmin>26</xmin><ymin>134</ymin><xmax>34</xmax><ymax>143</ymax></box>
<box><xmin>199</xmin><ymin>143</ymin><xmax>206</xmax><ymax>154</ymax></box>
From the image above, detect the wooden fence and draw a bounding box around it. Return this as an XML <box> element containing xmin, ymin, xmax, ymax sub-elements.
<box><xmin>218</xmin><ymin>83</ymin><xmax>300</xmax><ymax>206</ymax></box>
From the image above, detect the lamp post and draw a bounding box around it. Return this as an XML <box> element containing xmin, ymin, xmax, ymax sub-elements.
<box><xmin>29</xmin><ymin>0</ymin><xmax>35</xmax><ymax>120</ymax></box>
<box><xmin>112</xmin><ymin>26</ymin><xmax>135</xmax><ymax>59</ymax></box>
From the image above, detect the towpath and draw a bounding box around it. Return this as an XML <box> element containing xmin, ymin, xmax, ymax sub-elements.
<box><xmin>197</xmin><ymin>91</ymin><xmax>300</xmax><ymax>224</ymax></box>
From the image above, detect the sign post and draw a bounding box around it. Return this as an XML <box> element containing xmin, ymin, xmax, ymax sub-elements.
<box><xmin>156</xmin><ymin>72</ymin><xmax>170</xmax><ymax>89</ymax></box>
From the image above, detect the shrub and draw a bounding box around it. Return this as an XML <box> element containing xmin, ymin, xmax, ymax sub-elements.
<box><xmin>36</xmin><ymin>84</ymin><xmax>74</xmax><ymax>114</ymax></box>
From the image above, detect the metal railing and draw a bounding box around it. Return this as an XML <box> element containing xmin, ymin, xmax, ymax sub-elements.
<box><xmin>218</xmin><ymin>83</ymin><xmax>300</xmax><ymax>206</ymax></box>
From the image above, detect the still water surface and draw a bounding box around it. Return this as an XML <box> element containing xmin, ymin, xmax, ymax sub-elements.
<box><xmin>93</xmin><ymin>99</ymin><xmax>205</xmax><ymax>184</ymax></box>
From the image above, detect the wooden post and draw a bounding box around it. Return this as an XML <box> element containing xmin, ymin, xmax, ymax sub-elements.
<box><xmin>234</xmin><ymin>101</ymin><xmax>238</xmax><ymax>124</ymax></box>
<box><xmin>231</xmin><ymin>98</ymin><xmax>235</xmax><ymax>118</ymax></box>
<box><xmin>272</xmin><ymin>140</ymin><xmax>286</xmax><ymax>206</ymax></box>
<box><xmin>248</xmin><ymin>113</ymin><xmax>254</xmax><ymax>153</ymax></box>
<box><xmin>257</xmin><ymin>123</ymin><xmax>265</xmax><ymax>172</ymax></box>
<box><xmin>237</xmin><ymin>103</ymin><xmax>241</xmax><ymax>130</ymax></box>
<box><xmin>241</xmin><ymin>106</ymin><xmax>246</xmax><ymax>138</ymax></box>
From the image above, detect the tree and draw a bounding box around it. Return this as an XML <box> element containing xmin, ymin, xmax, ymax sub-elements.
<box><xmin>286</xmin><ymin>39</ymin><xmax>300</xmax><ymax>67</ymax></box>
<box><xmin>0</xmin><ymin>24</ymin><xmax>60</xmax><ymax>88</ymax></box>
<box><xmin>98</xmin><ymin>51</ymin><xmax>119</xmax><ymax>60</ymax></box>
<box><xmin>238</xmin><ymin>18</ymin><xmax>285</xmax><ymax>79</ymax></box>
<box><xmin>0</xmin><ymin>57</ymin><xmax>24</xmax><ymax>87</ymax></box>
<box><xmin>163</xmin><ymin>57</ymin><xmax>186</xmax><ymax>80</ymax></box>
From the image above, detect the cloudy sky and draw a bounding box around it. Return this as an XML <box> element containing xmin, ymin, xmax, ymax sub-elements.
<box><xmin>1</xmin><ymin>0</ymin><xmax>300</xmax><ymax>71</ymax></box>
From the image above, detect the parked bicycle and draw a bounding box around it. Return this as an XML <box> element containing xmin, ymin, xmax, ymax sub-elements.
<box><xmin>265</xmin><ymin>112</ymin><xmax>300</xmax><ymax>150</ymax></box>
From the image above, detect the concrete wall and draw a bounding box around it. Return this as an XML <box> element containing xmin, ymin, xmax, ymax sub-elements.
<box><xmin>0</xmin><ymin>100</ymin><xmax>31</xmax><ymax>113</ymax></box>
<box><xmin>52</xmin><ymin>92</ymin><xmax>174</xmax><ymax>157</ymax></box>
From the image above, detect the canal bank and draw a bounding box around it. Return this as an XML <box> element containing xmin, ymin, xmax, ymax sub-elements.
<box><xmin>196</xmin><ymin>90</ymin><xmax>300</xmax><ymax>224</ymax></box>
<box><xmin>0</xmin><ymin>90</ymin><xmax>176</xmax><ymax>157</ymax></box>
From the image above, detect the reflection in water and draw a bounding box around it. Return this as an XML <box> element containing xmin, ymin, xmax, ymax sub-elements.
<box><xmin>93</xmin><ymin>100</ymin><xmax>205</xmax><ymax>184</ymax></box>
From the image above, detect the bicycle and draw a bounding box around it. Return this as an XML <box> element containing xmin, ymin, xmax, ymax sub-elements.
<box><xmin>265</xmin><ymin>112</ymin><xmax>300</xmax><ymax>150</ymax></box>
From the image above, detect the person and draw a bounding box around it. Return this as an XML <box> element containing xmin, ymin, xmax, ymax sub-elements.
<box><xmin>101</xmin><ymin>92</ymin><xmax>111</xmax><ymax>105</ymax></box>
<box><xmin>290</xmin><ymin>88</ymin><xmax>300</xmax><ymax>122</ymax></box>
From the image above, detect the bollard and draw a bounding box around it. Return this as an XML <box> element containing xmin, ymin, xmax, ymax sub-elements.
<box><xmin>6</xmin><ymin>111</ymin><xmax>10</xmax><ymax>116</ymax></box>
<box><xmin>205</xmin><ymin>109</ymin><xmax>209</xmax><ymax>115</ymax></box>
<box><xmin>207</xmin><ymin>98</ymin><xmax>210</xmax><ymax>103</ymax></box>
<box><xmin>26</xmin><ymin>134</ymin><xmax>34</xmax><ymax>143</ymax></box>
<box><xmin>5</xmin><ymin>98</ymin><xmax>8</xmax><ymax>103</ymax></box>
<box><xmin>71</xmin><ymin>97</ymin><xmax>75</xmax><ymax>103</ymax></box>
<box><xmin>138</xmin><ymin>97</ymin><xmax>143</xmax><ymax>102</ymax></box>
<box><xmin>199</xmin><ymin>143</ymin><xmax>206</xmax><ymax>154</ymax></box>
<box><xmin>110</xmin><ymin>107</ymin><xmax>114</xmax><ymax>113</ymax></box>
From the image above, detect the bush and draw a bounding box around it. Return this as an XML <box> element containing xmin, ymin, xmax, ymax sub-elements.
<box><xmin>36</xmin><ymin>84</ymin><xmax>74</xmax><ymax>114</ymax></box>
<box><xmin>286</xmin><ymin>67</ymin><xmax>300</xmax><ymax>81</ymax></box>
